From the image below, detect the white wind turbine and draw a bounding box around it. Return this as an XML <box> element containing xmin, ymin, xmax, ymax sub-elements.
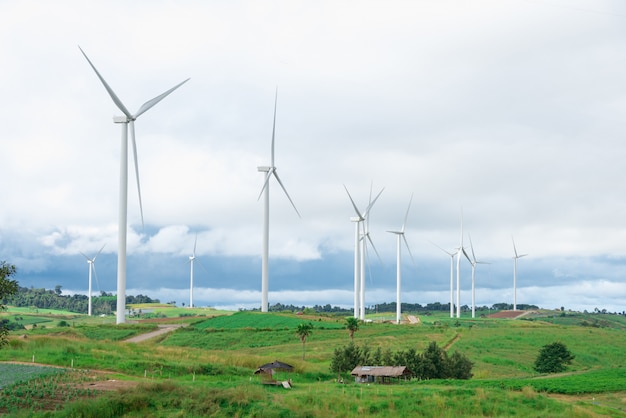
<box><xmin>387</xmin><ymin>194</ymin><xmax>415</xmax><ymax>324</ymax></box>
<box><xmin>80</xmin><ymin>46</ymin><xmax>189</xmax><ymax>324</ymax></box>
<box><xmin>512</xmin><ymin>236</ymin><xmax>527</xmax><ymax>311</ymax></box>
<box><xmin>257</xmin><ymin>90</ymin><xmax>300</xmax><ymax>313</ymax></box>
<box><xmin>455</xmin><ymin>211</ymin><xmax>471</xmax><ymax>318</ymax></box>
<box><xmin>345</xmin><ymin>185</ymin><xmax>384</xmax><ymax>320</ymax></box>
<box><xmin>358</xmin><ymin>186</ymin><xmax>384</xmax><ymax>320</ymax></box>
<box><xmin>431</xmin><ymin>242</ymin><xmax>456</xmax><ymax>318</ymax></box>
<box><xmin>80</xmin><ymin>244</ymin><xmax>105</xmax><ymax>317</ymax></box>
<box><xmin>467</xmin><ymin>234</ymin><xmax>489</xmax><ymax>318</ymax></box>
<box><xmin>187</xmin><ymin>234</ymin><xmax>202</xmax><ymax>309</ymax></box>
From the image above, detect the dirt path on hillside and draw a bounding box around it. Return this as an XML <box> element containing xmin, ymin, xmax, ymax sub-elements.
<box><xmin>124</xmin><ymin>324</ymin><xmax>186</xmax><ymax>343</ymax></box>
<box><xmin>443</xmin><ymin>333</ymin><xmax>461</xmax><ymax>350</ymax></box>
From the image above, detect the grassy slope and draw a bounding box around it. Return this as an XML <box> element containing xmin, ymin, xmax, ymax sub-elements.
<box><xmin>1</xmin><ymin>309</ymin><xmax>625</xmax><ymax>416</ymax></box>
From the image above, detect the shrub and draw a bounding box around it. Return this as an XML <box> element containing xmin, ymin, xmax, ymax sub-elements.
<box><xmin>534</xmin><ymin>342</ymin><xmax>575</xmax><ymax>373</ymax></box>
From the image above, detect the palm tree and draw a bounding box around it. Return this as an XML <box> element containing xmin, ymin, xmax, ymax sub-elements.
<box><xmin>296</xmin><ymin>323</ymin><xmax>313</xmax><ymax>360</ymax></box>
<box><xmin>346</xmin><ymin>317</ymin><xmax>360</xmax><ymax>341</ymax></box>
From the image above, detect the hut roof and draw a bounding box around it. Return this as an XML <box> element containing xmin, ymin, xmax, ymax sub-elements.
<box><xmin>350</xmin><ymin>366</ymin><xmax>411</xmax><ymax>378</ymax></box>
<box><xmin>254</xmin><ymin>360</ymin><xmax>294</xmax><ymax>374</ymax></box>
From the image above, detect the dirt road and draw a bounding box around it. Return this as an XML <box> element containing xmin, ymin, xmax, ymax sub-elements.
<box><xmin>124</xmin><ymin>324</ymin><xmax>186</xmax><ymax>343</ymax></box>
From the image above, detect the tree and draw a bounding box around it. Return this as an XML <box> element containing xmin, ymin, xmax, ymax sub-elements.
<box><xmin>329</xmin><ymin>342</ymin><xmax>364</xmax><ymax>381</ymax></box>
<box><xmin>346</xmin><ymin>317</ymin><xmax>360</xmax><ymax>341</ymax></box>
<box><xmin>534</xmin><ymin>341</ymin><xmax>575</xmax><ymax>373</ymax></box>
<box><xmin>296</xmin><ymin>323</ymin><xmax>313</xmax><ymax>360</ymax></box>
<box><xmin>0</xmin><ymin>262</ymin><xmax>19</xmax><ymax>348</ymax></box>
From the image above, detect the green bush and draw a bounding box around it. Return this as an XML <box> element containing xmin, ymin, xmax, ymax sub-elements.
<box><xmin>534</xmin><ymin>342</ymin><xmax>575</xmax><ymax>373</ymax></box>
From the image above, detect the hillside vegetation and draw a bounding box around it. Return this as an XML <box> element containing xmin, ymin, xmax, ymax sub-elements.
<box><xmin>1</xmin><ymin>306</ymin><xmax>625</xmax><ymax>416</ymax></box>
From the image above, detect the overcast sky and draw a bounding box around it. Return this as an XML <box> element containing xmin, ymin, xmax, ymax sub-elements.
<box><xmin>2</xmin><ymin>0</ymin><xmax>626</xmax><ymax>313</ymax></box>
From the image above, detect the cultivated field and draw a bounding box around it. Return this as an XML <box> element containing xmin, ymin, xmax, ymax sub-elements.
<box><xmin>1</xmin><ymin>306</ymin><xmax>625</xmax><ymax>417</ymax></box>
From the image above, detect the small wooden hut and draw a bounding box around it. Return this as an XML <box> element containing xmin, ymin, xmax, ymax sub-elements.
<box><xmin>254</xmin><ymin>360</ymin><xmax>294</xmax><ymax>387</ymax></box>
<box><xmin>350</xmin><ymin>366</ymin><xmax>412</xmax><ymax>384</ymax></box>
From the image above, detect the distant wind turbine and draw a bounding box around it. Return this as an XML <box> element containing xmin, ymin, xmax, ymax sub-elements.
<box><xmin>467</xmin><ymin>234</ymin><xmax>489</xmax><ymax>318</ymax></box>
<box><xmin>345</xmin><ymin>185</ymin><xmax>383</xmax><ymax>320</ymax></box>
<box><xmin>80</xmin><ymin>46</ymin><xmax>189</xmax><ymax>324</ymax></box>
<box><xmin>512</xmin><ymin>236</ymin><xmax>527</xmax><ymax>311</ymax></box>
<box><xmin>80</xmin><ymin>244</ymin><xmax>105</xmax><ymax>317</ymax></box>
<box><xmin>431</xmin><ymin>241</ymin><xmax>456</xmax><ymax>318</ymax></box>
<box><xmin>187</xmin><ymin>234</ymin><xmax>205</xmax><ymax>309</ymax></box>
<box><xmin>456</xmin><ymin>211</ymin><xmax>471</xmax><ymax>318</ymax></box>
<box><xmin>387</xmin><ymin>194</ymin><xmax>415</xmax><ymax>324</ymax></box>
<box><xmin>257</xmin><ymin>89</ymin><xmax>300</xmax><ymax>313</ymax></box>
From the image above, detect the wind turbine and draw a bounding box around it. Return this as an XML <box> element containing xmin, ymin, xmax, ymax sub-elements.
<box><xmin>257</xmin><ymin>90</ymin><xmax>300</xmax><ymax>313</ymax></box>
<box><xmin>80</xmin><ymin>245</ymin><xmax>105</xmax><ymax>317</ymax></box>
<box><xmin>512</xmin><ymin>236</ymin><xmax>527</xmax><ymax>311</ymax></box>
<box><xmin>467</xmin><ymin>234</ymin><xmax>489</xmax><ymax>318</ymax></box>
<box><xmin>431</xmin><ymin>242</ymin><xmax>456</xmax><ymax>318</ymax></box>
<box><xmin>345</xmin><ymin>185</ymin><xmax>384</xmax><ymax>320</ymax></box>
<box><xmin>456</xmin><ymin>211</ymin><xmax>471</xmax><ymax>318</ymax></box>
<box><xmin>187</xmin><ymin>234</ymin><xmax>199</xmax><ymax>309</ymax></box>
<box><xmin>387</xmin><ymin>194</ymin><xmax>415</xmax><ymax>324</ymax></box>
<box><xmin>80</xmin><ymin>46</ymin><xmax>189</xmax><ymax>324</ymax></box>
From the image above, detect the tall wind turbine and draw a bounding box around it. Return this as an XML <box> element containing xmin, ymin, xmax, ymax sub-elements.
<box><xmin>80</xmin><ymin>46</ymin><xmax>189</xmax><ymax>324</ymax></box>
<box><xmin>345</xmin><ymin>186</ymin><xmax>365</xmax><ymax>319</ymax></box>
<box><xmin>80</xmin><ymin>245</ymin><xmax>105</xmax><ymax>317</ymax></box>
<box><xmin>345</xmin><ymin>185</ymin><xmax>384</xmax><ymax>320</ymax></box>
<box><xmin>467</xmin><ymin>234</ymin><xmax>489</xmax><ymax>318</ymax></box>
<box><xmin>359</xmin><ymin>189</ymin><xmax>384</xmax><ymax>320</ymax></box>
<box><xmin>431</xmin><ymin>242</ymin><xmax>456</xmax><ymax>318</ymax></box>
<box><xmin>257</xmin><ymin>90</ymin><xmax>300</xmax><ymax>313</ymax></box>
<box><xmin>512</xmin><ymin>236</ymin><xmax>527</xmax><ymax>311</ymax></box>
<box><xmin>387</xmin><ymin>194</ymin><xmax>415</xmax><ymax>324</ymax></box>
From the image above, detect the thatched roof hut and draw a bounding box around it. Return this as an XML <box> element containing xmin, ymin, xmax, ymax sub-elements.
<box><xmin>254</xmin><ymin>360</ymin><xmax>294</xmax><ymax>387</ymax></box>
<box><xmin>350</xmin><ymin>366</ymin><xmax>412</xmax><ymax>384</ymax></box>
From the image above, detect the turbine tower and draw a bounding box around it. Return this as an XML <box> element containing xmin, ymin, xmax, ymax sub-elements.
<box><xmin>467</xmin><ymin>234</ymin><xmax>489</xmax><ymax>318</ymax></box>
<box><xmin>257</xmin><ymin>90</ymin><xmax>300</xmax><ymax>313</ymax></box>
<box><xmin>80</xmin><ymin>46</ymin><xmax>189</xmax><ymax>324</ymax></box>
<box><xmin>80</xmin><ymin>244</ymin><xmax>105</xmax><ymax>316</ymax></box>
<box><xmin>512</xmin><ymin>236</ymin><xmax>527</xmax><ymax>311</ymax></box>
<box><xmin>431</xmin><ymin>241</ymin><xmax>456</xmax><ymax>318</ymax></box>
<box><xmin>345</xmin><ymin>185</ymin><xmax>383</xmax><ymax>320</ymax></box>
<box><xmin>387</xmin><ymin>194</ymin><xmax>415</xmax><ymax>324</ymax></box>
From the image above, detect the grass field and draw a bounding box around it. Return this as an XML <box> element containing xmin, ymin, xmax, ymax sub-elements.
<box><xmin>1</xmin><ymin>307</ymin><xmax>626</xmax><ymax>416</ymax></box>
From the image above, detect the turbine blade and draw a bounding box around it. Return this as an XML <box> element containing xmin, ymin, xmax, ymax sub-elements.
<box><xmin>129</xmin><ymin>121</ymin><xmax>145</xmax><ymax>229</ymax></box>
<box><xmin>344</xmin><ymin>185</ymin><xmax>364</xmax><ymax>219</ymax></box>
<box><xmin>402</xmin><ymin>234</ymin><xmax>415</xmax><ymax>264</ymax></box>
<box><xmin>80</xmin><ymin>252</ymin><xmax>90</xmax><ymax>261</ymax></box>
<box><xmin>366</xmin><ymin>234</ymin><xmax>382</xmax><ymax>263</ymax></box>
<box><xmin>271</xmin><ymin>87</ymin><xmax>277</xmax><ymax>168</ymax></box>
<box><xmin>78</xmin><ymin>46</ymin><xmax>133</xmax><ymax>119</ymax></box>
<box><xmin>92</xmin><ymin>263</ymin><xmax>102</xmax><ymax>294</ymax></box>
<box><xmin>94</xmin><ymin>244</ymin><xmax>106</xmax><ymax>260</ymax></box>
<box><xmin>512</xmin><ymin>236</ymin><xmax>518</xmax><ymax>257</ymax></box>
<box><xmin>468</xmin><ymin>234</ymin><xmax>477</xmax><ymax>262</ymax></box>
<box><xmin>196</xmin><ymin>257</ymin><xmax>210</xmax><ymax>274</ymax></box>
<box><xmin>429</xmin><ymin>240</ymin><xmax>454</xmax><ymax>257</ymax></box>
<box><xmin>257</xmin><ymin>169</ymin><xmax>273</xmax><ymax>201</ymax></box>
<box><xmin>462</xmin><ymin>248</ymin><xmax>472</xmax><ymax>264</ymax></box>
<box><xmin>273</xmin><ymin>171</ymin><xmax>301</xmax><ymax>218</ymax></box>
<box><xmin>134</xmin><ymin>78</ymin><xmax>190</xmax><ymax>119</ymax></box>
<box><xmin>401</xmin><ymin>194</ymin><xmax>413</xmax><ymax>232</ymax></box>
<box><xmin>364</xmin><ymin>188</ymin><xmax>384</xmax><ymax>216</ymax></box>
<box><xmin>193</xmin><ymin>234</ymin><xmax>198</xmax><ymax>256</ymax></box>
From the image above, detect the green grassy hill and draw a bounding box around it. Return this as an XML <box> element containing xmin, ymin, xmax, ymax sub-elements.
<box><xmin>1</xmin><ymin>309</ymin><xmax>625</xmax><ymax>416</ymax></box>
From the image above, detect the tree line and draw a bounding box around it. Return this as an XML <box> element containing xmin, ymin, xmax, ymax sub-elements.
<box><xmin>2</xmin><ymin>286</ymin><xmax>160</xmax><ymax>315</ymax></box>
